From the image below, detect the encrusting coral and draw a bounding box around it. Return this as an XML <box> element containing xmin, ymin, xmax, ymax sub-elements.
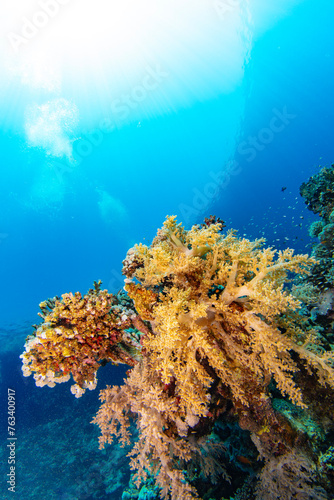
<box><xmin>21</xmin><ymin>217</ymin><xmax>334</xmax><ymax>499</ymax></box>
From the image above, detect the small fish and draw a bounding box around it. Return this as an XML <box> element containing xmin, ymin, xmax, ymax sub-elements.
<box><xmin>236</xmin><ymin>455</ymin><xmax>253</xmax><ymax>466</ymax></box>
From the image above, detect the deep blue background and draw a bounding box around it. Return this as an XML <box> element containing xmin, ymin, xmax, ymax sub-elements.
<box><xmin>0</xmin><ymin>2</ymin><xmax>333</xmax><ymax>498</ymax></box>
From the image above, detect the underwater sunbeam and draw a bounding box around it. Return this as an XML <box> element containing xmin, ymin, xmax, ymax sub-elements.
<box><xmin>0</xmin><ymin>0</ymin><xmax>305</xmax><ymax>130</ymax></box>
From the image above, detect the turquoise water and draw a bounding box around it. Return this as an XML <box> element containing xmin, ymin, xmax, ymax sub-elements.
<box><xmin>1</xmin><ymin>1</ymin><xmax>333</xmax><ymax>322</ymax></box>
<box><xmin>1</xmin><ymin>1</ymin><xmax>334</xmax><ymax>499</ymax></box>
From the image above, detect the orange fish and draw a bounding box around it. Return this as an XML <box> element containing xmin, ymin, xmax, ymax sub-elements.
<box><xmin>236</xmin><ymin>455</ymin><xmax>252</xmax><ymax>466</ymax></box>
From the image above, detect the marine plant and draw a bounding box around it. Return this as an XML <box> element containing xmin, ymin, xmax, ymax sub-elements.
<box><xmin>21</xmin><ymin>216</ymin><xmax>334</xmax><ymax>499</ymax></box>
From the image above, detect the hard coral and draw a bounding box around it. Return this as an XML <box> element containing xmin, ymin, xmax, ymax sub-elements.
<box><xmin>300</xmin><ymin>164</ymin><xmax>334</xmax><ymax>290</ymax></box>
<box><xmin>300</xmin><ymin>164</ymin><xmax>334</xmax><ymax>221</ymax></box>
<box><xmin>21</xmin><ymin>281</ymin><xmax>144</xmax><ymax>397</ymax></box>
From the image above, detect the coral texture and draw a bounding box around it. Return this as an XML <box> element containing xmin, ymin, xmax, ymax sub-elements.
<box><xmin>299</xmin><ymin>164</ymin><xmax>334</xmax><ymax>345</ymax></box>
<box><xmin>21</xmin><ymin>216</ymin><xmax>334</xmax><ymax>499</ymax></box>
<box><xmin>300</xmin><ymin>164</ymin><xmax>334</xmax><ymax>290</ymax></box>
<box><xmin>21</xmin><ymin>281</ymin><xmax>144</xmax><ymax>396</ymax></box>
<box><xmin>123</xmin><ymin>216</ymin><xmax>333</xmax><ymax>410</ymax></box>
<box><xmin>94</xmin><ymin>217</ymin><xmax>334</xmax><ymax>498</ymax></box>
<box><xmin>255</xmin><ymin>449</ymin><xmax>327</xmax><ymax>500</ymax></box>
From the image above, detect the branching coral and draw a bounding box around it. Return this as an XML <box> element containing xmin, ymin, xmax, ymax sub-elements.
<box><xmin>93</xmin><ymin>359</ymin><xmax>199</xmax><ymax>500</ymax></box>
<box><xmin>92</xmin><ymin>216</ymin><xmax>334</xmax><ymax>498</ymax></box>
<box><xmin>254</xmin><ymin>448</ymin><xmax>327</xmax><ymax>500</ymax></box>
<box><xmin>21</xmin><ymin>216</ymin><xmax>334</xmax><ymax>499</ymax></box>
<box><xmin>123</xmin><ymin>217</ymin><xmax>333</xmax><ymax>414</ymax></box>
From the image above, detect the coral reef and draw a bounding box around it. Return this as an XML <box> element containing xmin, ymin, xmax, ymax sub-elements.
<box><xmin>300</xmin><ymin>164</ymin><xmax>334</xmax><ymax>290</ymax></box>
<box><xmin>0</xmin><ymin>395</ymin><xmax>132</xmax><ymax>500</ymax></box>
<box><xmin>300</xmin><ymin>164</ymin><xmax>334</xmax><ymax>221</ymax></box>
<box><xmin>254</xmin><ymin>449</ymin><xmax>327</xmax><ymax>500</ymax></box>
<box><xmin>22</xmin><ymin>215</ymin><xmax>334</xmax><ymax>499</ymax></box>
<box><xmin>300</xmin><ymin>164</ymin><xmax>334</xmax><ymax>342</ymax></box>
<box><xmin>21</xmin><ymin>281</ymin><xmax>145</xmax><ymax>397</ymax></box>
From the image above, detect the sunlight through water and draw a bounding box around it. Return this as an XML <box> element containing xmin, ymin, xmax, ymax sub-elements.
<box><xmin>0</xmin><ymin>0</ymin><xmax>303</xmax><ymax>132</ymax></box>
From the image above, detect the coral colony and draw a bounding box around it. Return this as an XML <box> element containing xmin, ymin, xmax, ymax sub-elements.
<box><xmin>21</xmin><ymin>167</ymin><xmax>334</xmax><ymax>499</ymax></box>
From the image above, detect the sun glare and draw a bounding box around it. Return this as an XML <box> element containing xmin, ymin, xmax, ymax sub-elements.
<box><xmin>0</xmin><ymin>0</ymin><xmax>305</xmax><ymax>131</ymax></box>
<box><xmin>3</xmin><ymin>1</ymin><xmax>249</xmax><ymax>110</ymax></box>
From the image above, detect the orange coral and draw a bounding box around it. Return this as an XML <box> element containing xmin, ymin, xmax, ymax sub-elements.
<box><xmin>92</xmin><ymin>217</ymin><xmax>334</xmax><ymax>498</ymax></box>
<box><xmin>22</xmin><ymin>217</ymin><xmax>334</xmax><ymax>499</ymax></box>
<box><xmin>124</xmin><ymin>282</ymin><xmax>158</xmax><ymax>321</ymax></box>
<box><xmin>21</xmin><ymin>281</ymin><xmax>144</xmax><ymax>396</ymax></box>
<box><xmin>122</xmin><ymin>217</ymin><xmax>332</xmax><ymax>414</ymax></box>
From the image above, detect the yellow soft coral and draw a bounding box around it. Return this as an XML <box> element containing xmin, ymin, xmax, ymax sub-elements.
<box><xmin>92</xmin><ymin>359</ymin><xmax>199</xmax><ymax>500</ymax></box>
<box><xmin>24</xmin><ymin>217</ymin><xmax>334</xmax><ymax>500</ymax></box>
<box><xmin>123</xmin><ymin>216</ymin><xmax>331</xmax><ymax>415</ymax></box>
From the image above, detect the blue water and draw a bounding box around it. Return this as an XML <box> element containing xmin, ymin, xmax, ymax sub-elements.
<box><xmin>1</xmin><ymin>0</ymin><xmax>334</xmax><ymax>498</ymax></box>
